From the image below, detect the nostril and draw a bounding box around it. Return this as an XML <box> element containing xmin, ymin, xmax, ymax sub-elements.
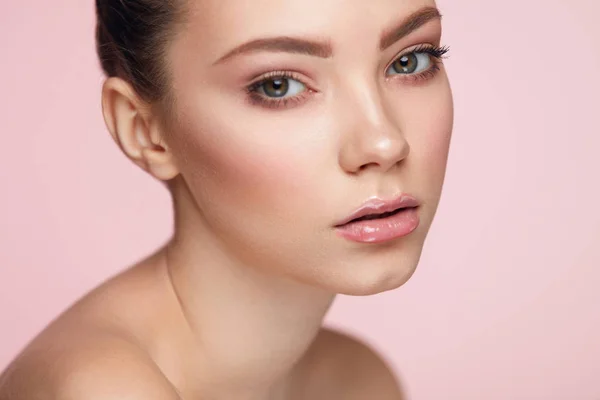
<box><xmin>357</xmin><ymin>159</ymin><xmax>402</xmax><ymax>172</ymax></box>
<box><xmin>358</xmin><ymin>162</ymin><xmax>378</xmax><ymax>171</ymax></box>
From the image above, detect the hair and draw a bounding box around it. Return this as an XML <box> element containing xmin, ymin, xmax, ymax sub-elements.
<box><xmin>95</xmin><ymin>0</ymin><xmax>186</xmax><ymax>104</ymax></box>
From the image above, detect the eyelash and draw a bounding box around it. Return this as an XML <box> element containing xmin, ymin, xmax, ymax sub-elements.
<box><xmin>245</xmin><ymin>44</ymin><xmax>450</xmax><ymax>110</ymax></box>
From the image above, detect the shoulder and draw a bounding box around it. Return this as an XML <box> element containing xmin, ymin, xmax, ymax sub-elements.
<box><xmin>297</xmin><ymin>328</ymin><xmax>406</xmax><ymax>399</ymax></box>
<box><xmin>0</xmin><ymin>331</ymin><xmax>180</xmax><ymax>400</ymax></box>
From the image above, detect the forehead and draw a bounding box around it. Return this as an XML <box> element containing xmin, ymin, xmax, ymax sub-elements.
<box><xmin>179</xmin><ymin>0</ymin><xmax>438</xmax><ymax>61</ymax></box>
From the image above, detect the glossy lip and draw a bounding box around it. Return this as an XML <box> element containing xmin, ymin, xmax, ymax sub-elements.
<box><xmin>334</xmin><ymin>193</ymin><xmax>421</xmax><ymax>227</ymax></box>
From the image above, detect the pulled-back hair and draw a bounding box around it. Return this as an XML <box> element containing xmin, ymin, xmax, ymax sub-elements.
<box><xmin>95</xmin><ymin>0</ymin><xmax>186</xmax><ymax>103</ymax></box>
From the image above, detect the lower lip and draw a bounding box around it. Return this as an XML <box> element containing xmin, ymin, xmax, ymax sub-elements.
<box><xmin>334</xmin><ymin>207</ymin><xmax>420</xmax><ymax>244</ymax></box>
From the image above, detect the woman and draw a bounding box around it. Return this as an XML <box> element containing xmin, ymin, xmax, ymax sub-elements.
<box><xmin>0</xmin><ymin>0</ymin><xmax>453</xmax><ymax>398</ymax></box>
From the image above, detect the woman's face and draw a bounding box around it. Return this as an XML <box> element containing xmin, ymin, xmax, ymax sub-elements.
<box><xmin>163</xmin><ymin>0</ymin><xmax>453</xmax><ymax>295</ymax></box>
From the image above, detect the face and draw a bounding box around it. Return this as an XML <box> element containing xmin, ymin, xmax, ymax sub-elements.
<box><xmin>162</xmin><ymin>0</ymin><xmax>453</xmax><ymax>295</ymax></box>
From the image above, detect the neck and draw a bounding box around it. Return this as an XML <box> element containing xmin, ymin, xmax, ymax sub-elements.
<box><xmin>161</xmin><ymin>182</ymin><xmax>336</xmax><ymax>398</ymax></box>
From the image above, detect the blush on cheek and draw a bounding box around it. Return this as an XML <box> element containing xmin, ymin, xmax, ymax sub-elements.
<box><xmin>418</xmin><ymin>89</ymin><xmax>454</xmax><ymax>173</ymax></box>
<box><xmin>404</xmin><ymin>90</ymin><xmax>453</xmax><ymax>204</ymax></box>
<box><xmin>182</xmin><ymin>126</ymin><xmax>313</xmax><ymax>214</ymax></box>
<box><xmin>426</xmin><ymin>122</ymin><xmax>452</xmax><ymax>167</ymax></box>
<box><xmin>221</xmin><ymin>149</ymin><xmax>300</xmax><ymax>190</ymax></box>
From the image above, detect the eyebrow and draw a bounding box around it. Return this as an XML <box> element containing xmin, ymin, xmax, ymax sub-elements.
<box><xmin>379</xmin><ymin>6</ymin><xmax>442</xmax><ymax>50</ymax></box>
<box><xmin>212</xmin><ymin>6</ymin><xmax>442</xmax><ymax>65</ymax></box>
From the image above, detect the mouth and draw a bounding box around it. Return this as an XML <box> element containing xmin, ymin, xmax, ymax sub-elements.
<box><xmin>333</xmin><ymin>194</ymin><xmax>421</xmax><ymax>243</ymax></box>
<box><xmin>341</xmin><ymin>206</ymin><xmax>418</xmax><ymax>225</ymax></box>
<box><xmin>334</xmin><ymin>194</ymin><xmax>421</xmax><ymax>227</ymax></box>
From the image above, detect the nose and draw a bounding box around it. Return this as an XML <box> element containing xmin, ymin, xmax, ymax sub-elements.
<box><xmin>338</xmin><ymin>86</ymin><xmax>410</xmax><ymax>174</ymax></box>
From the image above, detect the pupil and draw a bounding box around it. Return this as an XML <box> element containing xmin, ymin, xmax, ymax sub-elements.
<box><xmin>265</xmin><ymin>78</ymin><xmax>289</xmax><ymax>97</ymax></box>
<box><xmin>394</xmin><ymin>53</ymin><xmax>418</xmax><ymax>74</ymax></box>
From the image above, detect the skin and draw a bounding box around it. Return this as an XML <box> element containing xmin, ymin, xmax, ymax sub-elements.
<box><xmin>0</xmin><ymin>0</ymin><xmax>453</xmax><ymax>398</ymax></box>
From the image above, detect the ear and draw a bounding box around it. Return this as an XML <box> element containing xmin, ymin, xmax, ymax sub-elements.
<box><xmin>100</xmin><ymin>77</ymin><xmax>179</xmax><ymax>181</ymax></box>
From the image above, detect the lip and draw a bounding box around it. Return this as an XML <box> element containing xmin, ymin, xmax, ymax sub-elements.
<box><xmin>334</xmin><ymin>194</ymin><xmax>421</xmax><ymax>227</ymax></box>
<box><xmin>333</xmin><ymin>194</ymin><xmax>421</xmax><ymax>244</ymax></box>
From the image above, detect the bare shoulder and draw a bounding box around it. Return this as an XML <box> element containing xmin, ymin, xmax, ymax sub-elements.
<box><xmin>0</xmin><ymin>254</ymin><xmax>184</xmax><ymax>399</ymax></box>
<box><xmin>295</xmin><ymin>328</ymin><xmax>406</xmax><ymax>399</ymax></box>
<box><xmin>0</xmin><ymin>330</ymin><xmax>180</xmax><ymax>400</ymax></box>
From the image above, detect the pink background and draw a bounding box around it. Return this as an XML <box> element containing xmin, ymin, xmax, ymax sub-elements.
<box><xmin>1</xmin><ymin>1</ymin><xmax>599</xmax><ymax>398</ymax></box>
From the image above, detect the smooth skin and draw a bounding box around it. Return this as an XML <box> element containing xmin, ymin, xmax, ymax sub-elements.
<box><xmin>0</xmin><ymin>0</ymin><xmax>453</xmax><ymax>398</ymax></box>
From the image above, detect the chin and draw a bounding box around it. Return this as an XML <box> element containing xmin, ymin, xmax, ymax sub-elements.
<box><xmin>343</xmin><ymin>234</ymin><xmax>427</xmax><ymax>296</ymax></box>
<box><xmin>340</xmin><ymin>264</ymin><xmax>419</xmax><ymax>296</ymax></box>
<box><xmin>320</xmin><ymin>246</ymin><xmax>424</xmax><ymax>296</ymax></box>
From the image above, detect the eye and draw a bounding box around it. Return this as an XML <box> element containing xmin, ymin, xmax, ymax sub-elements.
<box><xmin>254</xmin><ymin>76</ymin><xmax>306</xmax><ymax>99</ymax></box>
<box><xmin>246</xmin><ymin>71</ymin><xmax>314</xmax><ymax>110</ymax></box>
<box><xmin>386</xmin><ymin>51</ymin><xmax>432</xmax><ymax>76</ymax></box>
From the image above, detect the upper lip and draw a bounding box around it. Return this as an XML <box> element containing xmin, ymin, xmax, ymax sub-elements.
<box><xmin>334</xmin><ymin>193</ymin><xmax>420</xmax><ymax>227</ymax></box>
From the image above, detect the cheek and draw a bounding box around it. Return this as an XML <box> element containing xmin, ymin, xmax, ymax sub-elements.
<box><xmin>169</xmin><ymin>104</ymin><xmax>336</xmax><ymax>270</ymax></box>
<box><xmin>423</xmin><ymin>111</ymin><xmax>453</xmax><ymax>177</ymax></box>
<box><xmin>173</xmin><ymin>107</ymin><xmax>326</xmax><ymax>218</ymax></box>
<box><xmin>398</xmin><ymin>81</ymin><xmax>453</xmax><ymax>208</ymax></box>
<box><xmin>410</xmin><ymin>84</ymin><xmax>453</xmax><ymax>175</ymax></box>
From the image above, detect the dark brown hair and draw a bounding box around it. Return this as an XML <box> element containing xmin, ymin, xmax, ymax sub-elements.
<box><xmin>95</xmin><ymin>0</ymin><xmax>185</xmax><ymax>103</ymax></box>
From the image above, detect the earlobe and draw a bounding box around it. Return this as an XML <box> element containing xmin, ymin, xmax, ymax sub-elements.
<box><xmin>101</xmin><ymin>77</ymin><xmax>180</xmax><ymax>181</ymax></box>
<box><xmin>141</xmin><ymin>145</ymin><xmax>179</xmax><ymax>181</ymax></box>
